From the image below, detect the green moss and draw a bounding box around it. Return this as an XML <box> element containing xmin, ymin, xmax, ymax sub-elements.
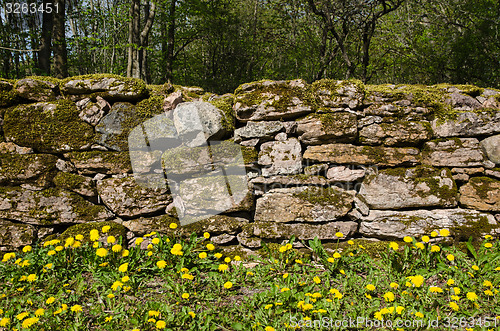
<box><xmin>234</xmin><ymin>80</ymin><xmax>318</xmax><ymax>113</ymax></box>
<box><xmin>58</xmin><ymin>221</ymin><xmax>127</xmax><ymax>244</ymax></box>
<box><xmin>61</xmin><ymin>74</ymin><xmax>147</xmax><ymax>96</ymax></box>
<box><xmin>3</xmin><ymin>99</ymin><xmax>95</xmax><ymax>152</ymax></box>
<box><xmin>466</xmin><ymin>177</ymin><xmax>498</xmax><ymax>200</ymax></box>
<box><xmin>311</xmin><ymin>79</ymin><xmax>366</xmax><ymax>99</ymax></box>
<box><xmin>21</xmin><ymin>75</ymin><xmax>61</xmax><ymax>86</ymax></box>
<box><xmin>147</xmin><ymin>82</ymin><xmax>174</xmax><ymax>96</ymax></box>
<box><xmin>0</xmin><ymin>83</ymin><xmax>19</xmax><ymax>107</ymax></box>
<box><xmin>293</xmin><ymin>187</ymin><xmax>350</xmax><ymax>208</ymax></box>
<box><xmin>241</xmin><ymin>146</ymin><xmax>258</xmax><ymax>164</ymax></box>
<box><xmin>135</xmin><ymin>95</ymin><xmax>164</xmax><ymax>118</ymax></box>
<box><xmin>450</xmin><ymin>214</ymin><xmax>499</xmax><ymax>242</ymax></box>
<box><xmin>0</xmin><ymin>153</ymin><xmax>57</xmax><ymax>181</ymax></box>
<box><xmin>53</xmin><ymin>172</ymin><xmax>87</xmax><ymax>190</ymax></box>
<box><xmin>210</xmin><ymin>94</ymin><xmax>236</xmax><ymax>133</ymax></box>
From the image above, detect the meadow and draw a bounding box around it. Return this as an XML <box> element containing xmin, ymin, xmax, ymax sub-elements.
<box><xmin>0</xmin><ymin>223</ymin><xmax>499</xmax><ymax>331</ymax></box>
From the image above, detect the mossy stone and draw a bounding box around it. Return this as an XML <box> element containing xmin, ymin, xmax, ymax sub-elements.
<box><xmin>58</xmin><ymin>221</ymin><xmax>128</xmax><ymax>244</ymax></box>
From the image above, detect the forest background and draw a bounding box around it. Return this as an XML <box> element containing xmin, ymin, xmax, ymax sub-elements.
<box><xmin>0</xmin><ymin>0</ymin><xmax>498</xmax><ymax>94</ymax></box>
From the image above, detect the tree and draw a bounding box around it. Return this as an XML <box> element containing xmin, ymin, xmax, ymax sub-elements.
<box><xmin>38</xmin><ymin>0</ymin><xmax>54</xmax><ymax>75</ymax></box>
<box><xmin>53</xmin><ymin>0</ymin><xmax>68</xmax><ymax>78</ymax></box>
<box><xmin>306</xmin><ymin>0</ymin><xmax>404</xmax><ymax>82</ymax></box>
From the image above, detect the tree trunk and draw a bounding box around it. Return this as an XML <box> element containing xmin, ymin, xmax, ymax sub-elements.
<box><xmin>127</xmin><ymin>0</ymin><xmax>140</xmax><ymax>78</ymax></box>
<box><xmin>165</xmin><ymin>0</ymin><xmax>177</xmax><ymax>83</ymax></box>
<box><xmin>52</xmin><ymin>0</ymin><xmax>68</xmax><ymax>78</ymax></box>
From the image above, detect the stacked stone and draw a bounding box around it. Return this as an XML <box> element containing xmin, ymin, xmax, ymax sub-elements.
<box><xmin>0</xmin><ymin>75</ymin><xmax>499</xmax><ymax>252</ymax></box>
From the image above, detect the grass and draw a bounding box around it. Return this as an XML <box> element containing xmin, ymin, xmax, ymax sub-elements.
<box><xmin>0</xmin><ymin>225</ymin><xmax>499</xmax><ymax>331</ymax></box>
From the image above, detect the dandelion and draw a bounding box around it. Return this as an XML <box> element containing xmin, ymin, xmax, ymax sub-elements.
<box><xmin>365</xmin><ymin>293</ymin><xmax>372</xmax><ymax>299</ymax></box>
<box><xmin>421</xmin><ymin>236</ymin><xmax>430</xmax><ymax>243</ymax></box>
<box><xmin>224</xmin><ymin>257</ymin><xmax>231</xmax><ymax>263</ymax></box>
<box><xmin>90</xmin><ymin>229</ymin><xmax>99</xmax><ymax>241</ymax></box>
<box><xmin>214</xmin><ymin>253</ymin><xmax>222</xmax><ymax>259</ymax></box>
<box><xmin>415</xmin><ymin>242</ymin><xmax>425</xmax><ymax>250</ymax></box>
<box><xmin>22</xmin><ymin>317</ymin><xmax>39</xmax><ymax>328</ymax></box>
<box><xmin>366</xmin><ymin>284</ymin><xmax>376</xmax><ymax>291</ymax></box>
<box><xmin>170</xmin><ymin>244</ymin><xmax>183</xmax><ymax>256</ymax></box>
<box><xmin>390</xmin><ymin>282</ymin><xmax>399</xmax><ymax>289</ymax></box>
<box><xmin>335</xmin><ymin>232</ymin><xmax>344</xmax><ymax>238</ymax></box>
<box><xmin>118</xmin><ymin>263</ymin><xmax>128</xmax><ymax>273</ymax></box>
<box><xmin>430</xmin><ymin>245</ymin><xmax>440</xmax><ymax>252</ymax></box>
<box><xmin>169</xmin><ymin>223</ymin><xmax>178</xmax><ymax>229</ymax></box>
<box><xmin>105</xmin><ymin>316</ymin><xmax>113</xmax><ymax>322</ymax></box>
<box><xmin>453</xmin><ymin>287</ymin><xmax>461</xmax><ymax>295</ymax></box>
<box><xmin>203</xmin><ymin>232</ymin><xmax>210</xmax><ymax>239</ymax></box>
<box><xmin>75</xmin><ymin>234</ymin><xmax>84</xmax><ymax>241</ymax></box>
<box><xmin>16</xmin><ymin>312</ymin><xmax>29</xmax><ymax>320</ymax></box>
<box><xmin>135</xmin><ymin>237</ymin><xmax>144</xmax><ymax>246</ymax></box>
<box><xmin>93</xmin><ymin>242</ymin><xmax>99</xmax><ymax>248</ymax></box>
<box><xmin>152</xmin><ymin>237</ymin><xmax>160</xmax><ymax>245</ymax></box>
<box><xmin>472</xmin><ymin>265</ymin><xmax>479</xmax><ymax>271</ymax></box>
<box><xmin>466</xmin><ymin>292</ymin><xmax>478</xmax><ymax>301</ymax></box>
<box><xmin>283</xmin><ymin>273</ymin><xmax>289</xmax><ymax>279</ymax></box>
<box><xmin>107</xmin><ymin>293</ymin><xmax>115</xmax><ymax>299</ymax></box>
<box><xmin>111</xmin><ymin>281</ymin><xmax>123</xmax><ymax>291</ymax></box>
<box><xmin>280</xmin><ymin>288</ymin><xmax>290</xmax><ymax>292</ymax></box>
<box><xmin>188</xmin><ymin>311</ymin><xmax>196</xmax><ymax>318</ymax></box>
<box><xmin>0</xmin><ymin>317</ymin><xmax>10</xmax><ymax>326</ymax></box>
<box><xmin>22</xmin><ymin>245</ymin><xmax>32</xmax><ymax>253</ymax></box>
<box><xmin>447</xmin><ymin>279</ymin><xmax>455</xmax><ymax>286</ymax></box>
<box><xmin>27</xmin><ymin>274</ymin><xmax>37</xmax><ymax>282</ymax></box>
<box><xmin>348</xmin><ymin>240</ymin><xmax>354</xmax><ymax>245</ymax></box>
<box><xmin>389</xmin><ymin>242</ymin><xmax>399</xmax><ymax>250</ymax></box>
<box><xmin>484</xmin><ymin>290</ymin><xmax>494</xmax><ymax>296</ymax></box>
<box><xmin>415</xmin><ymin>312</ymin><xmax>424</xmax><ymax>318</ymax></box>
<box><xmin>439</xmin><ymin>229</ymin><xmax>450</xmax><ymax>237</ymax></box>
<box><xmin>96</xmin><ymin>248</ymin><xmax>108</xmax><ymax>257</ymax></box>
<box><xmin>48</xmin><ymin>250</ymin><xmax>56</xmax><ymax>256</ymax></box>
<box><xmin>46</xmin><ymin>297</ymin><xmax>56</xmax><ymax>304</ymax></box>
<box><xmin>206</xmin><ymin>243</ymin><xmax>215</xmax><ymax>251</ymax></box>
<box><xmin>403</xmin><ymin>236</ymin><xmax>412</xmax><ymax>243</ymax></box>
<box><xmin>224</xmin><ymin>281</ymin><xmax>233</xmax><ymax>289</ymax></box>
<box><xmin>313</xmin><ymin>276</ymin><xmax>321</xmax><ymax>284</ymax></box>
<box><xmin>65</xmin><ymin>237</ymin><xmax>75</xmax><ymax>247</ymax></box>
<box><xmin>383</xmin><ymin>292</ymin><xmax>395</xmax><ymax>302</ymax></box>
<box><xmin>396</xmin><ymin>306</ymin><xmax>405</xmax><ymax>314</ymax></box>
<box><xmin>155</xmin><ymin>320</ymin><xmax>167</xmax><ymax>329</ymax></box>
<box><xmin>483</xmin><ymin>280</ymin><xmax>492</xmax><ymax>287</ymax></box>
<box><xmin>409</xmin><ymin>275</ymin><xmax>425</xmax><ymax>287</ymax></box>
<box><xmin>447</xmin><ymin>254</ymin><xmax>455</xmax><ymax>262</ymax></box>
<box><xmin>149</xmin><ymin>311</ymin><xmax>160</xmax><ymax>317</ymax></box>
<box><xmin>156</xmin><ymin>260</ymin><xmax>167</xmax><ymax>269</ymax></box>
<box><xmin>181</xmin><ymin>274</ymin><xmax>194</xmax><ymax>280</ymax></box>
<box><xmin>218</xmin><ymin>264</ymin><xmax>228</xmax><ymax>272</ymax></box>
<box><xmin>71</xmin><ymin>305</ymin><xmax>82</xmax><ymax>313</ymax></box>
<box><xmin>112</xmin><ymin>244</ymin><xmax>122</xmax><ymax>252</ymax></box>
<box><xmin>430</xmin><ymin>231</ymin><xmax>438</xmax><ymax>237</ymax></box>
<box><xmin>265</xmin><ymin>327</ymin><xmax>275</xmax><ymax>331</ymax></box>
<box><xmin>73</xmin><ymin>241</ymin><xmax>82</xmax><ymax>248</ymax></box>
<box><xmin>107</xmin><ymin>236</ymin><xmax>116</xmax><ymax>244</ymax></box>
<box><xmin>485</xmin><ymin>243</ymin><xmax>493</xmax><ymax>248</ymax></box>
<box><xmin>182</xmin><ymin>293</ymin><xmax>190</xmax><ymax>299</ymax></box>
<box><xmin>102</xmin><ymin>225</ymin><xmax>111</xmax><ymax>233</ymax></box>
<box><xmin>333</xmin><ymin>252</ymin><xmax>341</xmax><ymax>259</ymax></box>
<box><xmin>429</xmin><ymin>286</ymin><xmax>443</xmax><ymax>293</ymax></box>
<box><xmin>122</xmin><ymin>276</ymin><xmax>130</xmax><ymax>282</ymax></box>
<box><xmin>449</xmin><ymin>302</ymin><xmax>459</xmax><ymax>311</ymax></box>
<box><xmin>122</xmin><ymin>249</ymin><xmax>129</xmax><ymax>257</ymax></box>
<box><xmin>234</xmin><ymin>255</ymin><xmax>241</xmax><ymax>261</ymax></box>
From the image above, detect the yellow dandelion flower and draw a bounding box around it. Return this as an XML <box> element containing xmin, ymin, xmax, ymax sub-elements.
<box><xmin>449</xmin><ymin>301</ymin><xmax>459</xmax><ymax>311</ymax></box>
<box><xmin>224</xmin><ymin>257</ymin><xmax>231</xmax><ymax>263</ymax></box>
<box><xmin>439</xmin><ymin>229</ymin><xmax>450</xmax><ymax>237</ymax></box>
<box><xmin>107</xmin><ymin>293</ymin><xmax>115</xmax><ymax>299</ymax></box>
<box><xmin>313</xmin><ymin>276</ymin><xmax>321</xmax><ymax>284</ymax></box>
<box><xmin>46</xmin><ymin>296</ymin><xmax>56</xmax><ymax>304</ymax></box>
<box><xmin>71</xmin><ymin>305</ymin><xmax>82</xmax><ymax>313</ymax></box>
<box><xmin>112</xmin><ymin>244</ymin><xmax>122</xmax><ymax>253</ymax></box>
<box><xmin>403</xmin><ymin>236</ymin><xmax>413</xmax><ymax>243</ymax></box>
<box><xmin>181</xmin><ymin>274</ymin><xmax>194</xmax><ymax>280</ymax></box>
<box><xmin>188</xmin><ymin>311</ymin><xmax>196</xmax><ymax>318</ymax></box>
<box><xmin>22</xmin><ymin>245</ymin><xmax>32</xmax><ymax>253</ymax></box>
<box><xmin>366</xmin><ymin>284</ymin><xmax>375</xmax><ymax>291</ymax></box>
<box><xmin>107</xmin><ymin>236</ymin><xmax>116</xmax><ymax>244</ymax></box>
<box><xmin>224</xmin><ymin>281</ymin><xmax>233</xmax><ymax>289</ymax></box>
<box><xmin>265</xmin><ymin>327</ymin><xmax>275</xmax><ymax>331</ymax></box>
<box><xmin>396</xmin><ymin>306</ymin><xmax>405</xmax><ymax>314</ymax></box>
<box><xmin>484</xmin><ymin>289</ymin><xmax>494</xmax><ymax>296</ymax></box>
<box><xmin>102</xmin><ymin>225</ymin><xmax>111</xmax><ymax>233</ymax></box>
<box><xmin>27</xmin><ymin>274</ymin><xmax>37</xmax><ymax>282</ymax></box>
<box><xmin>447</xmin><ymin>254</ymin><xmax>455</xmax><ymax>261</ymax></box>
<box><xmin>415</xmin><ymin>242</ymin><xmax>425</xmax><ymax>250</ymax></box>
<box><xmin>118</xmin><ymin>263</ymin><xmax>128</xmax><ymax>273</ymax></box>
<box><xmin>169</xmin><ymin>222</ymin><xmax>178</xmax><ymax>229</ymax></box>
<box><xmin>156</xmin><ymin>320</ymin><xmax>167</xmax><ymax>328</ymax></box>
<box><xmin>466</xmin><ymin>292</ymin><xmax>478</xmax><ymax>301</ymax></box>
<box><xmin>148</xmin><ymin>310</ymin><xmax>160</xmax><ymax>317</ymax></box>
<box><xmin>447</xmin><ymin>279</ymin><xmax>455</xmax><ymax>286</ymax></box>
<box><xmin>72</xmin><ymin>241</ymin><xmax>82</xmax><ymax>248</ymax></box>
<box><xmin>65</xmin><ymin>237</ymin><xmax>75</xmax><ymax>247</ymax></box>
<box><xmin>122</xmin><ymin>249</ymin><xmax>129</xmax><ymax>257</ymax></box>
<box><xmin>430</xmin><ymin>245</ymin><xmax>440</xmax><ymax>252</ymax></box>
<box><xmin>409</xmin><ymin>275</ymin><xmax>425</xmax><ymax>287</ymax></box>
<box><xmin>280</xmin><ymin>288</ymin><xmax>290</xmax><ymax>292</ymax></box>
<box><xmin>111</xmin><ymin>281</ymin><xmax>123</xmax><ymax>291</ymax></box>
<box><xmin>135</xmin><ymin>237</ymin><xmax>144</xmax><ymax>246</ymax></box>
<box><xmin>430</xmin><ymin>231</ymin><xmax>438</xmax><ymax>237</ymax></box>
<box><xmin>0</xmin><ymin>317</ymin><xmax>11</xmax><ymax>326</ymax></box>
<box><xmin>335</xmin><ymin>232</ymin><xmax>344</xmax><ymax>238</ymax></box>
<box><xmin>383</xmin><ymin>292</ymin><xmax>395</xmax><ymax>302</ymax></box>
<box><xmin>75</xmin><ymin>234</ymin><xmax>84</xmax><ymax>241</ymax></box>
<box><xmin>152</xmin><ymin>237</ymin><xmax>160</xmax><ymax>245</ymax></box>
<box><xmin>206</xmin><ymin>243</ymin><xmax>215</xmax><ymax>251</ymax></box>
<box><xmin>214</xmin><ymin>253</ymin><xmax>222</xmax><ymax>259</ymax></box>
<box><xmin>389</xmin><ymin>242</ymin><xmax>399</xmax><ymax>250</ymax></box>
<box><xmin>365</xmin><ymin>293</ymin><xmax>372</xmax><ymax>299</ymax></box>
<box><xmin>472</xmin><ymin>265</ymin><xmax>479</xmax><ymax>271</ymax></box>
<box><xmin>156</xmin><ymin>260</ymin><xmax>167</xmax><ymax>269</ymax></box>
<box><xmin>22</xmin><ymin>317</ymin><xmax>39</xmax><ymax>328</ymax></box>
<box><xmin>16</xmin><ymin>312</ymin><xmax>29</xmax><ymax>320</ymax></box>
<box><xmin>283</xmin><ymin>273</ymin><xmax>289</xmax><ymax>279</ymax></box>
<box><xmin>105</xmin><ymin>316</ymin><xmax>113</xmax><ymax>322</ymax></box>
<box><xmin>203</xmin><ymin>232</ymin><xmax>210</xmax><ymax>239</ymax></box>
<box><xmin>47</xmin><ymin>250</ymin><xmax>56</xmax><ymax>256</ymax></box>
<box><xmin>429</xmin><ymin>286</ymin><xmax>443</xmax><ymax>293</ymax></box>
<box><xmin>90</xmin><ymin>229</ymin><xmax>99</xmax><ymax>241</ymax></box>
<box><xmin>182</xmin><ymin>292</ymin><xmax>190</xmax><ymax>299</ymax></box>
<box><xmin>34</xmin><ymin>308</ymin><xmax>45</xmax><ymax>316</ymax></box>
<box><xmin>218</xmin><ymin>264</ymin><xmax>228</xmax><ymax>272</ymax></box>
<box><xmin>485</xmin><ymin>243</ymin><xmax>493</xmax><ymax>248</ymax></box>
<box><xmin>234</xmin><ymin>255</ymin><xmax>241</xmax><ymax>261</ymax></box>
<box><xmin>453</xmin><ymin>287</ymin><xmax>461</xmax><ymax>295</ymax></box>
<box><xmin>483</xmin><ymin>280</ymin><xmax>492</xmax><ymax>287</ymax></box>
<box><xmin>96</xmin><ymin>248</ymin><xmax>108</xmax><ymax>257</ymax></box>
<box><xmin>415</xmin><ymin>312</ymin><xmax>424</xmax><ymax>318</ymax></box>
<box><xmin>122</xmin><ymin>275</ymin><xmax>130</xmax><ymax>282</ymax></box>
<box><xmin>390</xmin><ymin>282</ymin><xmax>399</xmax><ymax>288</ymax></box>
<box><xmin>93</xmin><ymin>242</ymin><xmax>99</xmax><ymax>248</ymax></box>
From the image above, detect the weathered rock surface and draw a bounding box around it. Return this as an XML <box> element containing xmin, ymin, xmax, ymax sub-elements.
<box><xmin>61</xmin><ymin>75</ymin><xmax>147</xmax><ymax>101</ymax></box>
<box><xmin>53</xmin><ymin>172</ymin><xmax>97</xmax><ymax>197</ymax></box>
<box><xmin>234</xmin><ymin>121</ymin><xmax>284</xmax><ymax>143</ymax></box>
<box><xmin>304</xmin><ymin>163</ymin><xmax>329</xmax><ymax>176</ymax></box>
<box><xmin>448</xmin><ymin>91</ymin><xmax>483</xmax><ymax>110</ymax></box>
<box><xmin>359</xmin><ymin>121</ymin><xmax>433</xmax><ymax>146</ymax></box>
<box><xmin>97</xmin><ymin>176</ymin><xmax>171</xmax><ymax>217</ymax></box>
<box><xmin>163</xmin><ymin>91</ymin><xmax>183</xmax><ymax>111</ymax></box>
<box><xmin>14</xmin><ymin>78</ymin><xmax>58</xmax><ymax>101</ymax></box>
<box><xmin>0</xmin><ymin>187</ymin><xmax>112</xmax><ymax>224</ymax></box>
<box><xmin>303</xmin><ymin>144</ymin><xmax>420</xmax><ymax>167</ymax></box>
<box><xmin>64</xmin><ymin>151</ymin><xmax>132</xmax><ymax>175</ymax></box>
<box><xmin>0</xmin><ymin>153</ymin><xmax>58</xmax><ymax>188</ymax></box>
<box><xmin>311</xmin><ymin>79</ymin><xmax>364</xmax><ymax>109</ymax></box>
<box><xmin>296</xmin><ymin>112</ymin><xmax>357</xmax><ymax>145</ymax></box>
<box><xmin>95</xmin><ymin>102</ymin><xmax>139</xmax><ymax>151</ymax></box>
<box><xmin>480</xmin><ymin>135</ymin><xmax>500</xmax><ymax>165</ymax></box>
<box><xmin>234</xmin><ymin>79</ymin><xmax>315</xmax><ymax>121</ymax></box>
<box><xmin>0</xmin><ymin>142</ymin><xmax>33</xmax><ymax>155</ymax></box>
<box><xmin>459</xmin><ymin>177</ymin><xmax>500</xmax><ymax>211</ymax></box>
<box><xmin>327</xmin><ymin>166</ymin><xmax>365</xmax><ymax>182</ymax></box>
<box><xmin>238</xmin><ymin>221</ymin><xmax>358</xmax><ymax>248</ymax></box>
<box><xmin>358</xmin><ymin>166</ymin><xmax>458</xmax><ymax>209</ymax></box>
<box><xmin>358</xmin><ymin>209</ymin><xmax>497</xmax><ymax>239</ymax></box>
<box><xmin>250</xmin><ymin>175</ymin><xmax>328</xmax><ymax>195</ymax></box>
<box><xmin>259</xmin><ymin>138</ymin><xmax>302</xmax><ymax>176</ymax></box>
<box><xmin>254</xmin><ymin>186</ymin><xmax>354</xmax><ymax>223</ymax></box>
<box><xmin>76</xmin><ymin>96</ymin><xmax>110</xmax><ymax>126</ymax></box>
<box><xmin>431</xmin><ymin>110</ymin><xmax>500</xmax><ymax>137</ymax></box>
<box><xmin>3</xmin><ymin>100</ymin><xmax>95</xmax><ymax>153</ymax></box>
<box><xmin>0</xmin><ymin>80</ymin><xmax>18</xmax><ymax>107</ymax></box>
<box><xmin>173</xmin><ymin>101</ymin><xmax>230</xmax><ymax>147</ymax></box>
<box><xmin>162</xmin><ymin>140</ymin><xmax>245</xmax><ymax>176</ymax></box>
<box><xmin>423</xmin><ymin>138</ymin><xmax>486</xmax><ymax>167</ymax></box>
<box><xmin>0</xmin><ymin>219</ymin><xmax>36</xmax><ymax>250</ymax></box>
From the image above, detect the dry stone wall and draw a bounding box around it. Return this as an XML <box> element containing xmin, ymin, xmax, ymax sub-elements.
<box><xmin>1</xmin><ymin>74</ymin><xmax>500</xmax><ymax>253</ymax></box>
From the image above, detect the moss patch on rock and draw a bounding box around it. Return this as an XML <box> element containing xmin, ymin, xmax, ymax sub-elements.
<box><xmin>58</xmin><ymin>221</ymin><xmax>127</xmax><ymax>244</ymax></box>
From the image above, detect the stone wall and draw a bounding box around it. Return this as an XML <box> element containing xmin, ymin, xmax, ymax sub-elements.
<box><xmin>0</xmin><ymin>74</ymin><xmax>499</xmax><ymax>252</ymax></box>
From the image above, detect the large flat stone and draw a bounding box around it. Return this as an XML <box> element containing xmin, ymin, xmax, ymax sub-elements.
<box><xmin>431</xmin><ymin>110</ymin><xmax>500</xmax><ymax>137</ymax></box>
<box><xmin>423</xmin><ymin>138</ymin><xmax>486</xmax><ymax>167</ymax></box>
<box><xmin>358</xmin><ymin>166</ymin><xmax>458</xmax><ymax>209</ymax></box>
<box><xmin>255</xmin><ymin>186</ymin><xmax>354</xmax><ymax>223</ymax></box>
<box><xmin>14</xmin><ymin>78</ymin><xmax>58</xmax><ymax>102</ymax></box>
<box><xmin>311</xmin><ymin>79</ymin><xmax>364</xmax><ymax>109</ymax></box>
<box><xmin>3</xmin><ymin>100</ymin><xmax>95</xmax><ymax>153</ymax></box>
<box><xmin>480</xmin><ymin>135</ymin><xmax>500</xmax><ymax>165</ymax></box>
<box><xmin>0</xmin><ymin>187</ymin><xmax>112</xmax><ymax>225</ymax></box>
<box><xmin>97</xmin><ymin>175</ymin><xmax>171</xmax><ymax>217</ymax></box>
<box><xmin>303</xmin><ymin>144</ymin><xmax>420</xmax><ymax>167</ymax></box>
<box><xmin>459</xmin><ymin>177</ymin><xmax>500</xmax><ymax>211</ymax></box>
<box><xmin>64</xmin><ymin>151</ymin><xmax>132</xmax><ymax>175</ymax></box>
<box><xmin>61</xmin><ymin>75</ymin><xmax>147</xmax><ymax>101</ymax></box>
<box><xmin>358</xmin><ymin>209</ymin><xmax>497</xmax><ymax>239</ymax></box>
<box><xmin>258</xmin><ymin>138</ymin><xmax>302</xmax><ymax>176</ymax></box>
<box><xmin>0</xmin><ymin>153</ymin><xmax>58</xmax><ymax>188</ymax></box>
<box><xmin>234</xmin><ymin>121</ymin><xmax>284</xmax><ymax>143</ymax></box>
<box><xmin>296</xmin><ymin>112</ymin><xmax>357</xmax><ymax>145</ymax></box>
<box><xmin>234</xmin><ymin>79</ymin><xmax>316</xmax><ymax>121</ymax></box>
<box><xmin>0</xmin><ymin>219</ymin><xmax>36</xmax><ymax>250</ymax></box>
<box><xmin>359</xmin><ymin>120</ymin><xmax>433</xmax><ymax>146</ymax></box>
